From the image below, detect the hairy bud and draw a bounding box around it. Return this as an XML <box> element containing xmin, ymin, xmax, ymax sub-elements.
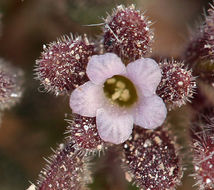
<box><xmin>156</xmin><ymin>59</ymin><xmax>196</xmax><ymax>110</ymax></box>
<box><xmin>121</xmin><ymin>126</ymin><xmax>183</xmax><ymax>190</ymax></box>
<box><xmin>66</xmin><ymin>114</ymin><xmax>107</xmax><ymax>154</ymax></box>
<box><xmin>37</xmin><ymin>141</ymin><xmax>92</xmax><ymax>190</ymax></box>
<box><xmin>103</xmin><ymin>4</ymin><xmax>153</xmax><ymax>62</ymax></box>
<box><xmin>35</xmin><ymin>35</ymin><xmax>95</xmax><ymax>96</ymax></box>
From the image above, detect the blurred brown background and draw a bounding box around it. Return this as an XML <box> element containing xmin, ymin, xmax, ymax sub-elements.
<box><xmin>0</xmin><ymin>0</ymin><xmax>212</xmax><ymax>189</ymax></box>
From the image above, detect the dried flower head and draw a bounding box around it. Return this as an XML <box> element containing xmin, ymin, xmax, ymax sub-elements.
<box><xmin>0</xmin><ymin>59</ymin><xmax>23</xmax><ymax>110</ymax></box>
<box><xmin>70</xmin><ymin>53</ymin><xmax>167</xmax><ymax>144</ymax></box>
<box><xmin>103</xmin><ymin>4</ymin><xmax>154</xmax><ymax>62</ymax></box>
<box><xmin>35</xmin><ymin>35</ymin><xmax>95</xmax><ymax>96</ymax></box>
<box><xmin>121</xmin><ymin>126</ymin><xmax>183</xmax><ymax>190</ymax></box>
<box><xmin>156</xmin><ymin>59</ymin><xmax>196</xmax><ymax>110</ymax></box>
<box><xmin>66</xmin><ymin>114</ymin><xmax>107</xmax><ymax>154</ymax></box>
<box><xmin>37</xmin><ymin>141</ymin><xmax>92</xmax><ymax>190</ymax></box>
<box><xmin>190</xmin><ymin>107</ymin><xmax>214</xmax><ymax>190</ymax></box>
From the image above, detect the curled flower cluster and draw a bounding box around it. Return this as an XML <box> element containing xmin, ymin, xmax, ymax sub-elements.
<box><xmin>31</xmin><ymin>3</ymin><xmax>205</xmax><ymax>190</ymax></box>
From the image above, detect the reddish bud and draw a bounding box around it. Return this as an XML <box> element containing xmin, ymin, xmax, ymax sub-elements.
<box><xmin>66</xmin><ymin>114</ymin><xmax>107</xmax><ymax>154</ymax></box>
<box><xmin>103</xmin><ymin>4</ymin><xmax>154</xmax><ymax>62</ymax></box>
<box><xmin>0</xmin><ymin>59</ymin><xmax>23</xmax><ymax>110</ymax></box>
<box><xmin>35</xmin><ymin>35</ymin><xmax>95</xmax><ymax>96</ymax></box>
<box><xmin>121</xmin><ymin>126</ymin><xmax>183</xmax><ymax>190</ymax></box>
<box><xmin>156</xmin><ymin>59</ymin><xmax>196</xmax><ymax>110</ymax></box>
<box><xmin>37</xmin><ymin>141</ymin><xmax>92</xmax><ymax>190</ymax></box>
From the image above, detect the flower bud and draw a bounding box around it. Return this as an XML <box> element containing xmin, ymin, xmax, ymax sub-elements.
<box><xmin>121</xmin><ymin>126</ymin><xmax>183</xmax><ymax>190</ymax></box>
<box><xmin>35</xmin><ymin>35</ymin><xmax>95</xmax><ymax>96</ymax></box>
<box><xmin>66</xmin><ymin>114</ymin><xmax>107</xmax><ymax>154</ymax></box>
<box><xmin>37</xmin><ymin>141</ymin><xmax>92</xmax><ymax>190</ymax></box>
<box><xmin>156</xmin><ymin>59</ymin><xmax>196</xmax><ymax>110</ymax></box>
<box><xmin>103</xmin><ymin>5</ymin><xmax>154</xmax><ymax>62</ymax></box>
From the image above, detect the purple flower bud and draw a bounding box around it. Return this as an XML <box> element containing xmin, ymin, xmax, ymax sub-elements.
<box><xmin>121</xmin><ymin>126</ymin><xmax>183</xmax><ymax>190</ymax></box>
<box><xmin>37</xmin><ymin>141</ymin><xmax>92</xmax><ymax>190</ymax></box>
<box><xmin>156</xmin><ymin>59</ymin><xmax>196</xmax><ymax>110</ymax></box>
<box><xmin>35</xmin><ymin>35</ymin><xmax>95</xmax><ymax>96</ymax></box>
<box><xmin>66</xmin><ymin>114</ymin><xmax>107</xmax><ymax>154</ymax></box>
<box><xmin>103</xmin><ymin>5</ymin><xmax>154</xmax><ymax>62</ymax></box>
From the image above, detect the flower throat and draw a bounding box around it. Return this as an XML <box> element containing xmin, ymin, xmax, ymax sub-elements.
<box><xmin>103</xmin><ymin>75</ymin><xmax>138</xmax><ymax>107</ymax></box>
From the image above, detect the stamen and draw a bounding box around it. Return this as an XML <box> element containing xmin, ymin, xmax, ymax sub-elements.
<box><xmin>103</xmin><ymin>75</ymin><xmax>138</xmax><ymax>107</ymax></box>
<box><xmin>120</xmin><ymin>89</ymin><xmax>130</xmax><ymax>101</ymax></box>
<box><xmin>106</xmin><ymin>78</ymin><xmax>116</xmax><ymax>84</ymax></box>
<box><xmin>116</xmin><ymin>81</ymin><xmax>126</xmax><ymax>89</ymax></box>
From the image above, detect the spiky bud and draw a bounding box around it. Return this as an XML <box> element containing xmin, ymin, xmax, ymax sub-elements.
<box><xmin>37</xmin><ymin>141</ymin><xmax>92</xmax><ymax>190</ymax></box>
<box><xmin>0</xmin><ymin>59</ymin><xmax>23</xmax><ymax>110</ymax></box>
<box><xmin>190</xmin><ymin>107</ymin><xmax>214</xmax><ymax>190</ymax></box>
<box><xmin>103</xmin><ymin>4</ymin><xmax>153</xmax><ymax>62</ymax></box>
<box><xmin>156</xmin><ymin>59</ymin><xmax>196</xmax><ymax>110</ymax></box>
<box><xmin>184</xmin><ymin>5</ymin><xmax>214</xmax><ymax>87</ymax></box>
<box><xmin>35</xmin><ymin>35</ymin><xmax>95</xmax><ymax>96</ymax></box>
<box><xmin>121</xmin><ymin>126</ymin><xmax>183</xmax><ymax>190</ymax></box>
<box><xmin>66</xmin><ymin>114</ymin><xmax>107</xmax><ymax>154</ymax></box>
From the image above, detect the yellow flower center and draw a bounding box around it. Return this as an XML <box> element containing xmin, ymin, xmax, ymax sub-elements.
<box><xmin>103</xmin><ymin>75</ymin><xmax>138</xmax><ymax>107</ymax></box>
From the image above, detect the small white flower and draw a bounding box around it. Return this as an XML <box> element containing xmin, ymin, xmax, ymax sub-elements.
<box><xmin>70</xmin><ymin>53</ymin><xmax>167</xmax><ymax>144</ymax></box>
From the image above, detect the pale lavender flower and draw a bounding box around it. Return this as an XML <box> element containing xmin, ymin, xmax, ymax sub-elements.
<box><xmin>69</xmin><ymin>53</ymin><xmax>167</xmax><ymax>144</ymax></box>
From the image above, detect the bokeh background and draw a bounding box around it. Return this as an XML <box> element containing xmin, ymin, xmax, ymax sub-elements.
<box><xmin>0</xmin><ymin>0</ymin><xmax>212</xmax><ymax>189</ymax></box>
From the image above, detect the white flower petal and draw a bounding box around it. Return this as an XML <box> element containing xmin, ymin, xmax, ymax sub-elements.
<box><xmin>96</xmin><ymin>108</ymin><xmax>133</xmax><ymax>144</ymax></box>
<box><xmin>126</xmin><ymin>58</ymin><xmax>162</xmax><ymax>97</ymax></box>
<box><xmin>86</xmin><ymin>53</ymin><xmax>126</xmax><ymax>85</ymax></box>
<box><xmin>69</xmin><ymin>81</ymin><xmax>104</xmax><ymax>117</ymax></box>
<box><xmin>134</xmin><ymin>95</ymin><xmax>167</xmax><ymax>129</ymax></box>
